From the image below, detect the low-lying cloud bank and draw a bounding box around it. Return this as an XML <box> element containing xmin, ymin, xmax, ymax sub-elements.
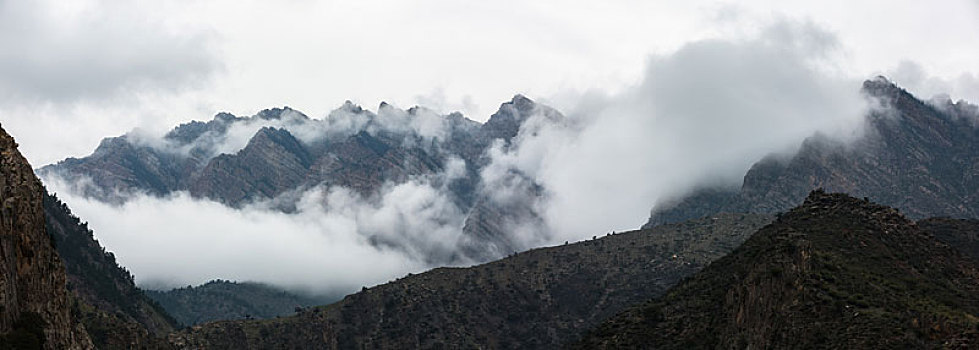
<box><xmin>47</xmin><ymin>19</ymin><xmax>876</xmax><ymax>295</ymax></box>
<box><xmin>48</xmin><ymin>177</ymin><xmax>465</xmax><ymax>296</ymax></box>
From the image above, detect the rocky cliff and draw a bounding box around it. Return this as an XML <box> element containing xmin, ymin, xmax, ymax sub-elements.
<box><xmin>578</xmin><ymin>190</ymin><xmax>979</xmax><ymax>348</ymax></box>
<box><xmin>0</xmin><ymin>125</ymin><xmax>92</xmax><ymax>349</ymax></box>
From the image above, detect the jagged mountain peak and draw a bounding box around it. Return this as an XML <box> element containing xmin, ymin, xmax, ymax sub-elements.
<box><xmin>406</xmin><ymin>105</ymin><xmax>436</xmax><ymax>116</ymax></box>
<box><xmin>337</xmin><ymin>100</ymin><xmax>364</xmax><ymax>114</ymax></box>
<box><xmin>861</xmin><ymin>75</ymin><xmax>915</xmax><ymax>101</ymax></box>
<box><xmin>255</xmin><ymin>106</ymin><xmax>307</xmax><ymax>121</ymax></box>
<box><xmin>482</xmin><ymin>94</ymin><xmax>564</xmax><ymax>141</ymax></box>
<box><xmin>509</xmin><ymin>93</ymin><xmax>534</xmax><ymax>109</ymax></box>
<box><xmin>213</xmin><ymin>112</ymin><xmax>238</xmax><ymax>122</ymax></box>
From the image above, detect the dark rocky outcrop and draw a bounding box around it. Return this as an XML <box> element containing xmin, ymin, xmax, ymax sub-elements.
<box><xmin>646</xmin><ymin>77</ymin><xmax>979</xmax><ymax>227</ymax></box>
<box><xmin>577</xmin><ymin>191</ymin><xmax>979</xmax><ymax>349</ymax></box>
<box><xmin>0</xmin><ymin>125</ymin><xmax>93</xmax><ymax>349</ymax></box>
<box><xmin>167</xmin><ymin>213</ymin><xmax>773</xmax><ymax>349</ymax></box>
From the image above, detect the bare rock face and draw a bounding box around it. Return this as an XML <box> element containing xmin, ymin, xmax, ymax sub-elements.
<box><xmin>0</xmin><ymin>125</ymin><xmax>92</xmax><ymax>349</ymax></box>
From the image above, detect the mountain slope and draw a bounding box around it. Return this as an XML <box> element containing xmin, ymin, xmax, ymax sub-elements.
<box><xmin>646</xmin><ymin>77</ymin><xmax>979</xmax><ymax>227</ymax></box>
<box><xmin>145</xmin><ymin>280</ymin><xmax>333</xmax><ymax>327</ymax></box>
<box><xmin>918</xmin><ymin>217</ymin><xmax>979</xmax><ymax>261</ymax></box>
<box><xmin>577</xmin><ymin>190</ymin><xmax>979</xmax><ymax>349</ymax></box>
<box><xmin>0</xmin><ymin>125</ymin><xmax>93</xmax><ymax>349</ymax></box>
<box><xmin>167</xmin><ymin>213</ymin><xmax>773</xmax><ymax>349</ymax></box>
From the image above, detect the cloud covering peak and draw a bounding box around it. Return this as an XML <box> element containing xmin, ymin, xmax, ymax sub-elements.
<box><xmin>500</xmin><ymin>20</ymin><xmax>870</xmax><ymax>240</ymax></box>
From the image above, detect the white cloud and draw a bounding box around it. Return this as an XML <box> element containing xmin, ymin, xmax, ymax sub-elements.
<box><xmin>0</xmin><ymin>0</ymin><xmax>220</xmax><ymax>165</ymax></box>
<box><xmin>0</xmin><ymin>0</ymin><xmax>218</xmax><ymax>104</ymax></box>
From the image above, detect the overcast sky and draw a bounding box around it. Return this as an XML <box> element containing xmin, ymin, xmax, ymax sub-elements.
<box><xmin>0</xmin><ymin>0</ymin><xmax>977</xmax><ymax>165</ymax></box>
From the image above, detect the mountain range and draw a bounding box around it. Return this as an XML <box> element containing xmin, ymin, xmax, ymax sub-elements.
<box><xmin>40</xmin><ymin>95</ymin><xmax>562</xmax><ymax>264</ymax></box>
<box><xmin>2</xmin><ymin>76</ymin><xmax>978</xmax><ymax>348</ymax></box>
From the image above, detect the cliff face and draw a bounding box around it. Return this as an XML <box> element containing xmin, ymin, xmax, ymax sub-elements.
<box><xmin>646</xmin><ymin>78</ymin><xmax>979</xmax><ymax>227</ymax></box>
<box><xmin>578</xmin><ymin>191</ymin><xmax>979</xmax><ymax>349</ymax></box>
<box><xmin>0</xmin><ymin>125</ymin><xmax>92</xmax><ymax>349</ymax></box>
<box><xmin>167</xmin><ymin>213</ymin><xmax>773</xmax><ymax>349</ymax></box>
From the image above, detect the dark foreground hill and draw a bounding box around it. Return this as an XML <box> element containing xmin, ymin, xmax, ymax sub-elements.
<box><xmin>646</xmin><ymin>77</ymin><xmax>979</xmax><ymax>227</ymax></box>
<box><xmin>145</xmin><ymin>280</ymin><xmax>334</xmax><ymax>327</ymax></box>
<box><xmin>576</xmin><ymin>190</ymin><xmax>979</xmax><ymax>349</ymax></box>
<box><xmin>167</xmin><ymin>213</ymin><xmax>773</xmax><ymax>349</ymax></box>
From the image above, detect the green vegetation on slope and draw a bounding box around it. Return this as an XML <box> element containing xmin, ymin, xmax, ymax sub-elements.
<box><xmin>145</xmin><ymin>280</ymin><xmax>335</xmax><ymax>327</ymax></box>
<box><xmin>918</xmin><ymin>217</ymin><xmax>979</xmax><ymax>261</ymax></box>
